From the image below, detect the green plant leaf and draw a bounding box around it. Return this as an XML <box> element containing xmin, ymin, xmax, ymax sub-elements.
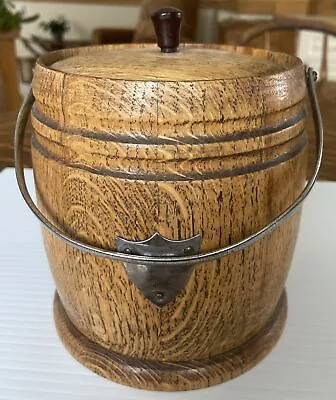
<box><xmin>0</xmin><ymin>0</ymin><xmax>22</xmax><ymax>32</ymax></box>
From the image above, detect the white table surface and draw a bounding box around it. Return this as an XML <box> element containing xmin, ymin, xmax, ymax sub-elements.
<box><xmin>0</xmin><ymin>168</ymin><xmax>335</xmax><ymax>400</ymax></box>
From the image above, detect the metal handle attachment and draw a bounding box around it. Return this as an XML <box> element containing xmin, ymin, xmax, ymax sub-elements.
<box><xmin>15</xmin><ymin>68</ymin><xmax>323</xmax><ymax>267</ymax></box>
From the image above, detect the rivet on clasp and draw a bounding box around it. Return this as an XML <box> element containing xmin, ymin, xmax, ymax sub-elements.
<box><xmin>116</xmin><ymin>233</ymin><xmax>201</xmax><ymax>307</ymax></box>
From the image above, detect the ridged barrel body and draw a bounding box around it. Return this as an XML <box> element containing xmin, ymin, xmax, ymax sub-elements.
<box><xmin>31</xmin><ymin>44</ymin><xmax>307</xmax><ymax>391</ymax></box>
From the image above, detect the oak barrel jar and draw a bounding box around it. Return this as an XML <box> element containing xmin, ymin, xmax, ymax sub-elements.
<box><xmin>15</xmin><ymin>8</ymin><xmax>323</xmax><ymax>392</ymax></box>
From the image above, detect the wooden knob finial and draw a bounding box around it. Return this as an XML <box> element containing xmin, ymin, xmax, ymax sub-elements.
<box><xmin>151</xmin><ymin>7</ymin><xmax>182</xmax><ymax>53</ymax></box>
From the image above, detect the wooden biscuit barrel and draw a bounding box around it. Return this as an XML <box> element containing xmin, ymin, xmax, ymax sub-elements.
<box><xmin>15</xmin><ymin>8</ymin><xmax>323</xmax><ymax>392</ymax></box>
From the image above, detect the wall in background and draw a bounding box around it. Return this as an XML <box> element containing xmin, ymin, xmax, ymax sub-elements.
<box><xmin>297</xmin><ymin>31</ymin><xmax>336</xmax><ymax>80</ymax></box>
<box><xmin>14</xmin><ymin>2</ymin><xmax>140</xmax><ymax>56</ymax></box>
<box><xmin>14</xmin><ymin>2</ymin><xmax>221</xmax><ymax>57</ymax></box>
<box><xmin>13</xmin><ymin>1</ymin><xmax>334</xmax><ymax>80</ymax></box>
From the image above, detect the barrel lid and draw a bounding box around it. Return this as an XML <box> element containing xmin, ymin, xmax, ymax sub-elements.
<box><xmin>32</xmin><ymin>9</ymin><xmax>306</xmax><ymax>141</ymax></box>
<box><xmin>47</xmin><ymin>6</ymin><xmax>292</xmax><ymax>82</ymax></box>
<box><xmin>50</xmin><ymin>45</ymin><xmax>288</xmax><ymax>82</ymax></box>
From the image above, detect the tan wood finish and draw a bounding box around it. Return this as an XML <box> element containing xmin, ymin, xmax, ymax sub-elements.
<box><xmin>11</xmin><ymin>0</ymin><xmax>313</xmax><ymax>10</ymax></box>
<box><xmin>92</xmin><ymin>28</ymin><xmax>135</xmax><ymax>44</ymax></box>
<box><xmin>306</xmin><ymin>81</ymin><xmax>336</xmax><ymax>181</ymax></box>
<box><xmin>54</xmin><ymin>290</ymin><xmax>288</xmax><ymax>391</ymax></box>
<box><xmin>0</xmin><ymin>111</ymin><xmax>32</xmax><ymax>171</ymax></box>
<box><xmin>14</xmin><ymin>0</ymin><xmax>230</xmax><ymax>7</ymax></box>
<box><xmin>310</xmin><ymin>0</ymin><xmax>336</xmax><ymax>16</ymax></box>
<box><xmin>218</xmin><ymin>20</ymin><xmax>297</xmax><ymax>57</ymax></box>
<box><xmin>0</xmin><ymin>31</ymin><xmax>21</xmax><ymax>113</ymax></box>
<box><xmin>30</xmin><ymin>43</ymin><xmax>308</xmax><ymax>390</ymax></box>
<box><xmin>51</xmin><ymin>47</ymin><xmax>288</xmax><ymax>80</ymax></box>
<box><xmin>223</xmin><ymin>0</ymin><xmax>312</xmax><ymax>14</ymax></box>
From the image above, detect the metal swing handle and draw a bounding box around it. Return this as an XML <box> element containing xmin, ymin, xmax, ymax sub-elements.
<box><xmin>15</xmin><ymin>68</ymin><xmax>323</xmax><ymax>268</ymax></box>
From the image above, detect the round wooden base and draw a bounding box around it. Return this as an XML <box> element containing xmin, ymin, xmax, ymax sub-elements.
<box><xmin>54</xmin><ymin>291</ymin><xmax>287</xmax><ymax>392</ymax></box>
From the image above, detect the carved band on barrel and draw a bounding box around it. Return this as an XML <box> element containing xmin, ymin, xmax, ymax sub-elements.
<box><xmin>31</xmin><ymin>105</ymin><xmax>307</xmax><ymax>306</ymax></box>
<box><xmin>31</xmin><ymin>104</ymin><xmax>306</xmax><ymax>145</ymax></box>
<box><xmin>31</xmin><ymin>106</ymin><xmax>307</xmax><ymax>181</ymax></box>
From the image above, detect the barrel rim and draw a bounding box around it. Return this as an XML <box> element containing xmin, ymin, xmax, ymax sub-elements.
<box><xmin>34</xmin><ymin>43</ymin><xmax>303</xmax><ymax>84</ymax></box>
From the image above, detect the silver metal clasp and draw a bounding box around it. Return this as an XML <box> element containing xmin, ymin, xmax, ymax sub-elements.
<box><xmin>116</xmin><ymin>233</ymin><xmax>201</xmax><ymax>307</ymax></box>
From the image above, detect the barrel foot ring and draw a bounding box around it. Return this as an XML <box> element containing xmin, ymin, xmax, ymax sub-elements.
<box><xmin>53</xmin><ymin>291</ymin><xmax>287</xmax><ymax>392</ymax></box>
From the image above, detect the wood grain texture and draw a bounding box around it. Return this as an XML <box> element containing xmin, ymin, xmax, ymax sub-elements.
<box><xmin>33</xmin><ymin>44</ymin><xmax>306</xmax><ymax>136</ymax></box>
<box><xmin>32</xmin><ymin>144</ymin><xmax>305</xmax><ymax>362</ymax></box>
<box><xmin>31</xmin><ymin>43</ymin><xmax>308</xmax><ymax>390</ymax></box>
<box><xmin>54</xmin><ymin>290</ymin><xmax>288</xmax><ymax>391</ymax></box>
<box><xmin>51</xmin><ymin>47</ymin><xmax>288</xmax><ymax>80</ymax></box>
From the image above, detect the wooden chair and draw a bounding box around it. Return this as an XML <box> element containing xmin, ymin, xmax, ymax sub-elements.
<box><xmin>236</xmin><ymin>17</ymin><xmax>336</xmax><ymax>181</ymax></box>
<box><xmin>218</xmin><ymin>18</ymin><xmax>297</xmax><ymax>56</ymax></box>
<box><xmin>92</xmin><ymin>28</ymin><xmax>135</xmax><ymax>45</ymax></box>
<box><xmin>0</xmin><ymin>31</ymin><xmax>21</xmax><ymax>113</ymax></box>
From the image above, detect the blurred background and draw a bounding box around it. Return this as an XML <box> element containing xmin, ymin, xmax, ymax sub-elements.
<box><xmin>1</xmin><ymin>0</ymin><xmax>335</xmax><ymax>179</ymax></box>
